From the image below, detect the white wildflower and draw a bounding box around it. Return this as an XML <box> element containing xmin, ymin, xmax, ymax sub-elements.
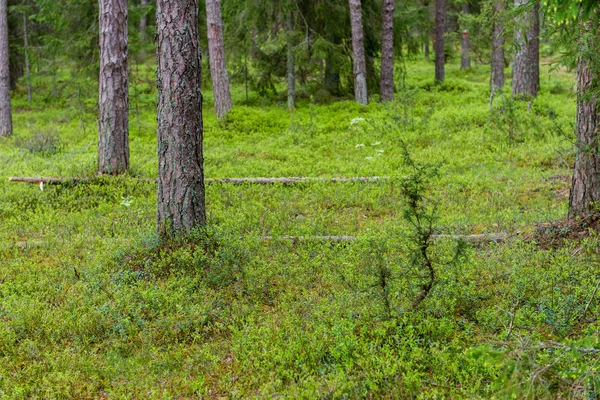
<box><xmin>350</xmin><ymin>117</ymin><xmax>366</xmax><ymax>126</ymax></box>
<box><xmin>355</xmin><ymin>143</ymin><xmax>365</xmax><ymax>148</ymax></box>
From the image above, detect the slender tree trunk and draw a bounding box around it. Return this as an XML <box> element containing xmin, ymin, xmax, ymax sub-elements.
<box><xmin>460</xmin><ymin>4</ymin><xmax>470</xmax><ymax>70</ymax></box>
<box><xmin>98</xmin><ymin>0</ymin><xmax>129</xmax><ymax>174</ymax></box>
<box><xmin>425</xmin><ymin>38</ymin><xmax>430</xmax><ymax>60</ymax></box>
<box><xmin>139</xmin><ymin>0</ymin><xmax>148</xmax><ymax>57</ymax></box>
<box><xmin>287</xmin><ymin>10</ymin><xmax>295</xmax><ymax>110</ymax></box>
<box><xmin>434</xmin><ymin>0</ymin><xmax>446</xmax><ymax>82</ymax></box>
<box><xmin>349</xmin><ymin>0</ymin><xmax>368</xmax><ymax>105</ymax></box>
<box><xmin>23</xmin><ymin>13</ymin><xmax>32</xmax><ymax>103</ymax></box>
<box><xmin>380</xmin><ymin>0</ymin><xmax>394</xmax><ymax>102</ymax></box>
<box><xmin>206</xmin><ymin>0</ymin><xmax>232</xmax><ymax>119</ymax></box>
<box><xmin>512</xmin><ymin>0</ymin><xmax>539</xmax><ymax>98</ymax></box>
<box><xmin>156</xmin><ymin>0</ymin><xmax>206</xmax><ymax>235</ymax></box>
<box><xmin>490</xmin><ymin>0</ymin><xmax>505</xmax><ymax>91</ymax></box>
<box><xmin>569</xmin><ymin>25</ymin><xmax>600</xmax><ymax>218</ymax></box>
<box><xmin>0</xmin><ymin>0</ymin><xmax>12</xmax><ymax>137</ymax></box>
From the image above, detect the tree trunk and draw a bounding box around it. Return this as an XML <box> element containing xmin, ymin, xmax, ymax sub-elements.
<box><xmin>206</xmin><ymin>0</ymin><xmax>232</xmax><ymax>119</ymax></box>
<box><xmin>23</xmin><ymin>13</ymin><xmax>32</xmax><ymax>103</ymax></box>
<box><xmin>156</xmin><ymin>0</ymin><xmax>206</xmax><ymax>235</ymax></box>
<box><xmin>287</xmin><ymin>10</ymin><xmax>295</xmax><ymax>110</ymax></box>
<box><xmin>98</xmin><ymin>0</ymin><xmax>129</xmax><ymax>174</ymax></box>
<box><xmin>349</xmin><ymin>0</ymin><xmax>368</xmax><ymax>105</ymax></box>
<box><xmin>425</xmin><ymin>38</ymin><xmax>430</xmax><ymax>60</ymax></box>
<box><xmin>434</xmin><ymin>0</ymin><xmax>445</xmax><ymax>82</ymax></box>
<box><xmin>490</xmin><ymin>0</ymin><xmax>505</xmax><ymax>90</ymax></box>
<box><xmin>569</xmin><ymin>29</ymin><xmax>600</xmax><ymax>218</ymax></box>
<box><xmin>460</xmin><ymin>4</ymin><xmax>470</xmax><ymax>70</ymax></box>
<box><xmin>512</xmin><ymin>0</ymin><xmax>539</xmax><ymax>98</ymax></box>
<box><xmin>0</xmin><ymin>0</ymin><xmax>12</xmax><ymax>137</ymax></box>
<box><xmin>139</xmin><ymin>0</ymin><xmax>148</xmax><ymax>57</ymax></box>
<box><xmin>380</xmin><ymin>0</ymin><xmax>394</xmax><ymax>102</ymax></box>
<box><xmin>140</xmin><ymin>0</ymin><xmax>148</xmax><ymax>42</ymax></box>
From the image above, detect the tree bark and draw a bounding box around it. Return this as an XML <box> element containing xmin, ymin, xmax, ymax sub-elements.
<box><xmin>460</xmin><ymin>4</ymin><xmax>470</xmax><ymax>70</ymax></box>
<box><xmin>98</xmin><ymin>0</ymin><xmax>129</xmax><ymax>174</ymax></box>
<box><xmin>434</xmin><ymin>0</ymin><xmax>446</xmax><ymax>82</ymax></box>
<box><xmin>349</xmin><ymin>0</ymin><xmax>368</xmax><ymax>105</ymax></box>
<box><xmin>206</xmin><ymin>0</ymin><xmax>232</xmax><ymax>119</ymax></box>
<box><xmin>156</xmin><ymin>0</ymin><xmax>206</xmax><ymax>235</ymax></box>
<box><xmin>0</xmin><ymin>0</ymin><xmax>12</xmax><ymax>137</ymax></box>
<box><xmin>287</xmin><ymin>10</ymin><xmax>295</xmax><ymax>110</ymax></box>
<box><xmin>23</xmin><ymin>13</ymin><xmax>32</xmax><ymax>103</ymax></box>
<box><xmin>380</xmin><ymin>0</ymin><xmax>394</xmax><ymax>102</ymax></box>
<box><xmin>490</xmin><ymin>0</ymin><xmax>505</xmax><ymax>90</ymax></box>
<box><xmin>569</xmin><ymin>28</ymin><xmax>600</xmax><ymax>218</ymax></box>
<box><xmin>512</xmin><ymin>0</ymin><xmax>539</xmax><ymax>98</ymax></box>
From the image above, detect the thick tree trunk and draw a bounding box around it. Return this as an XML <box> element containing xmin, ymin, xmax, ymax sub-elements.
<box><xmin>434</xmin><ymin>0</ymin><xmax>445</xmax><ymax>82</ymax></box>
<box><xmin>490</xmin><ymin>0</ymin><xmax>505</xmax><ymax>91</ymax></box>
<box><xmin>380</xmin><ymin>0</ymin><xmax>394</xmax><ymax>102</ymax></box>
<box><xmin>287</xmin><ymin>10</ymin><xmax>295</xmax><ymax>110</ymax></box>
<box><xmin>569</xmin><ymin>33</ymin><xmax>600</xmax><ymax>218</ymax></box>
<box><xmin>156</xmin><ymin>0</ymin><xmax>206</xmax><ymax>235</ymax></box>
<box><xmin>23</xmin><ymin>13</ymin><xmax>32</xmax><ymax>103</ymax></box>
<box><xmin>98</xmin><ymin>0</ymin><xmax>129</xmax><ymax>174</ymax></box>
<box><xmin>206</xmin><ymin>0</ymin><xmax>232</xmax><ymax>119</ymax></box>
<box><xmin>349</xmin><ymin>0</ymin><xmax>368</xmax><ymax>105</ymax></box>
<box><xmin>0</xmin><ymin>0</ymin><xmax>12</xmax><ymax>137</ymax></box>
<box><xmin>512</xmin><ymin>0</ymin><xmax>539</xmax><ymax>98</ymax></box>
<box><xmin>460</xmin><ymin>4</ymin><xmax>470</xmax><ymax>70</ymax></box>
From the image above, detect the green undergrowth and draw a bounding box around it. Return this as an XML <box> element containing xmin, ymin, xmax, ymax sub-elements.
<box><xmin>1</xmin><ymin>60</ymin><xmax>599</xmax><ymax>398</ymax></box>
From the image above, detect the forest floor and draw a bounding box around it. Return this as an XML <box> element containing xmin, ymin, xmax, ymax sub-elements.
<box><xmin>1</xmin><ymin>59</ymin><xmax>599</xmax><ymax>398</ymax></box>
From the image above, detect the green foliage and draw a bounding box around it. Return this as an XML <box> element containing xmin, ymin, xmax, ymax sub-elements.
<box><xmin>1</xmin><ymin>58</ymin><xmax>598</xmax><ymax>397</ymax></box>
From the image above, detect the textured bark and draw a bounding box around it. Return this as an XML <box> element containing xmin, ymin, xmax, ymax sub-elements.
<box><xmin>512</xmin><ymin>0</ymin><xmax>539</xmax><ymax>98</ymax></box>
<box><xmin>460</xmin><ymin>4</ymin><xmax>470</xmax><ymax>70</ymax></box>
<box><xmin>98</xmin><ymin>0</ymin><xmax>129</xmax><ymax>174</ymax></box>
<box><xmin>434</xmin><ymin>0</ymin><xmax>446</xmax><ymax>82</ymax></box>
<box><xmin>569</xmin><ymin>34</ymin><xmax>600</xmax><ymax>217</ymax></box>
<box><xmin>287</xmin><ymin>11</ymin><xmax>295</xmax><ymax>110</ymax></box>
<box><xmin>380</xmin><ymin>0</ymin><xmax>394</xmax><ymax>102</ymax></box>
<box><xmin>0</xmin><ymin>0</ymin><xmax>12</xmax><ymax>137</ymax></box>
<box><xmin>23</xmin><ymin>13</ymin><xmax>31</xmax><ymax>103</ymax></box>
<box><xmin>206</xmin><ymin>0</ymin><xmax>232</xmax><ymax>119</ymax></box>
<box><xmin>490</xmin><ymin>0</ymin><xmax>505</xmax><ymax>90</ymax></box>
<box><xmin>156</xmin><ymin>0</ymin><xmax>206</xmax><ymax>235</ymax></box>
<box><xmin>349</xmin><ymin>0</ymin><xmax>368</xmax><ymax>105</ymax></box>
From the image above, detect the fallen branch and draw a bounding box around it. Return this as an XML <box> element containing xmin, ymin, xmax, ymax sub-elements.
<box><xmin>8</xmin><ymin>176</ymin><xmax>390</xmax><ymax>186</ymax></box>
<box><xmin>8</xmin><ymin>233</ymin><xmax>509</xmax><ymax>249</ymax></box>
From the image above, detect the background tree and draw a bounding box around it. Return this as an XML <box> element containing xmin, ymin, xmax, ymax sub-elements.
<box><xmin>512</xmin><ymin>0</ymin><xmax>539</xmax><ymax>98</ymax></box>
<box><xmin>349</xmin><ymin>0</ymin><xmax>368</xmax><ymax>105</ymax></box>
<box><xmin>490</xmin><ymin>0</ymin><xmax>505</xmax><ymax>90</ymax></box>
<box><xmin>434</xmin><ymin>0</ymin><xmax>445</xmax><ymax>82</ymax></box>
<box><xmin>98</xmin><ymin>0</ymin><xmax>129</xmax><ymax>174</ymax></box>
<box><xmin>156</xmin><ymin>0</ymin><xmax>206</xmax><ymax>235</ymax></box>
<box><xmin>0</xmin><ymin>0</ymin><xmax>11</xmax><ymax>137</ymax></box>
<box><xmin>380</xmin><ymin>0</ymin><xmax>394</xmax><ymax>101</ymax></box>
<box><xmin>206</xmin><ymin>0</ymin><xmax>232</xmax><ymax>118</ymax></box>
<box><xmin>460</xmin><ymin>3</ymin><xmax>470</xmax><ymax>70</ymax></box>
<box><xmin>286</xmin><ymin>8</ymin><xmax>295</xmax><ymax>109</ymax></box>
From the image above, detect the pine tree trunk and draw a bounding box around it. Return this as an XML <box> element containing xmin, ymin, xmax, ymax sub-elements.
<box><xmin>140</xmin><ymin>0</ymin><xmax>148</xmax><ymax>42</ymax></box>
<box><xmin>569</xmin><ymin>30</ymin><xmax>600</xmax><ymax>218</ymax></box>
<box><xmin>490</xmin><ymin>0</ymin><xmax>505</xmax><ymax>90</ymax></box>
<box><xmin>380</xmin><ymin>0</ymin><xmax>394</xmax><ymax>102</ymax></box>
<box><xmin>349</xmin><ymin>0</ymin><xmax>368</xmax><ymax>105</ymax></box>
<box><xmin>0</xmin><ymin>0</ymin><xmax>12</xmax><ymax>137</ymax></box>
<box><xmin>512</xmin><ymin>0</ymin><xmax>539</xmax><ymax>98</ymax></box>
<box><xmin>460</xmin><ymin>4</ymin><xmax>470</xmax><ymax>70</ymax></box>
<box><xmin>23</xmin><ymin>13</ymin><xmax>32</xmax><ymax>103</ymax></box>
<box><xmin>156</xmin><ymin>0</ymin><xmax>206</xmax><ymax>235</ymax></box>
<box><xmin>206</xmin><ymin>0</ymin><xmax>232</xmax><ymax>119</ymax></box>
<box><xmin>98</xmin><ymin>0</ymin><xmax>129</xmax><ymax>174</ymax></box>
<box><xmin>287</xmin><ymin>10</ymin><xmax>295</xmax><ymax>110</ymax></box>
<box><xmin>434</xmin><ymin>0</ymin><xmax>445</xmax><ymax>82</ymax></box>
